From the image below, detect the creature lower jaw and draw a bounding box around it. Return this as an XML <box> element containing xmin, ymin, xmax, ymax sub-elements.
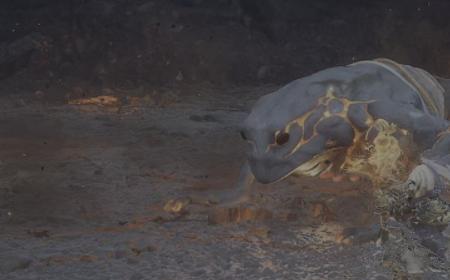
<box><xmin>292</xmin><ymin>147</ymin><xmax>345</xmax><ymax>178</ymax></box>
<box><xmin>293</xmin><ymin>161</ymin><xmax>332</xmax><ymax>177</ymax></box>
<box><xmin>266</xmin><ymin>163</ymin><xmax>329</xmax><ymax>184</ymax></box>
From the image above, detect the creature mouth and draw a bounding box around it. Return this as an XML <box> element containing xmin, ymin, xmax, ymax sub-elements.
<box><xmin>293</xmin><ymin>148</ymin><xmax>344</xmax><ymax>177</ymax></box>
<box><xmin>294</xmin><ymin>158</ymin><xmax>332</xmax><ymax>176</ymax></box>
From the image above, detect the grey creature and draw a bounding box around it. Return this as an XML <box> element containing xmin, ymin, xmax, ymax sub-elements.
<box><xmin>227</xmin><ymin>58</ymin><xmax>450</xmax><ymax>205</ymax></box>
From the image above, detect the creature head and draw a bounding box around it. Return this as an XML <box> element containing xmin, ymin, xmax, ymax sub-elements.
<box><xmin>241</xmin><ymin>78</ymin><xmax>364</xmax><ymax>184</ymax></box>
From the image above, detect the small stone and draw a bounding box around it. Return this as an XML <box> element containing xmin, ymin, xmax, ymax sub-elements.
<box><xmin>312</xmin><ymin>203</ymin><xmax>324</xmax><ymax>218</ymax></box>
<box><xmin>337</xmin><ymin>224</ymin><xmax>381</xmax><ymax>245</ymax></box>
<box><xmin>310</xmin><ymin>202</ymin><xmax>334</xmax><ymax>221</ymax></box>
<box><xmin>176</xmin><ymin>71</ymin><xmax>184</xmax><ymax>81</ymax></box>
<box><xmin>163</xmin><ymin>197</ymin><xmax>191</xmax><ymax>214</ymax></box>
<box><xmin>68</xmin><ymin>95</ymin><xmax>120</xmax><ymax>107</ymax></box>
<box><xmin>401</xmin><ymin>249</ymin><xmax>423</xmax><ymax>274</ymax></box>
<box><xmin>130</xmin><ymin>247</ymin><xmax>141</xmax><ymax>256</ymax></box>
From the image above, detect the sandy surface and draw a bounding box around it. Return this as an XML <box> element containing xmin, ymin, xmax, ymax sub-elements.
<box><xmin>0</xmin><ymin>86</ymin><xmax>448</xmax><ymax>279</ymax></box>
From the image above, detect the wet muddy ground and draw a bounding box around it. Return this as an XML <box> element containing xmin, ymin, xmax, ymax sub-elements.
<box><xmin>0</xmin><ymin>86</ymin><xmax>448</xmax><ymax>279</ymax></box>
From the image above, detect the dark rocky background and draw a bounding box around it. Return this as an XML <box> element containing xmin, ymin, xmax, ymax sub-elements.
<box><xmin>1</xmin><ymin>0</ymin><xmax>450</xmax><ymax>94</ymax></box>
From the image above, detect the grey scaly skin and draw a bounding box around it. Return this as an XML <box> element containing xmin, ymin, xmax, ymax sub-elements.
<box><xmin>234</xmin><ymin>58</ymin><xmax>450</xmax><ymax>206</ymax></box>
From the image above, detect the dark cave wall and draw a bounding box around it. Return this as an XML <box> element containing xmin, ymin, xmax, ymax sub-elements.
<box><xmin>1</xmin><ymin>0</ymin><xmax>450</xmax><ymax>89</ymax></box>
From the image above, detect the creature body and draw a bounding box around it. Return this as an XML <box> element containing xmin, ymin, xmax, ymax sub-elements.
<box><xmin>221</xmin><ymin>59</ymin><xmax>450</xmax><ymax>275</ymax></box>
<box><xmin>237</xmin><ymin>58</ymin><xmax>450</xmax><ymax>202</ymax></box>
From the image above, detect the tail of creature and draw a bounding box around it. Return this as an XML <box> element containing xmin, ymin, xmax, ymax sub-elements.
<box><xmin>434</xmin><ymin>76</ymin><xmax>450</xmax><ymax>120</ymax></box>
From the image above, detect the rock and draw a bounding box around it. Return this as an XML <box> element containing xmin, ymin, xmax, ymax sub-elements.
<box><xmin>337</xmin><ymin>224</ymin><xmax>381</xmax><ymax>245</ymax></box>
<box><xmin>208</xmin><ymin>206</ymin><xmax>273</xmax><ymax>225</ymax></box>
<box><xmin>312</xmin><ymin>203</ymin><xmax>324</xmax><ymax>217</ymax></box>
<box><xmin>176</xmin><ymin>71</ymin><xmax>184</xmax><ymax>81</ymax></box>
<box><xmin>163</xmin><ymin>197</ymin><xmax>191</xmax><ymax>214</ymax></box>
<box><xmin>310</xmin><ymin>202</ymin><xmax>334</xmax><ymax>221</ymax></box>
<box><xmin>401</xmin><ymin>249</ymin><xmax>424</xmax><ymax>274</ymax></box>
<box><xmin>68</xmin><ymin>95</ymin><xmax>120</xmax><ymax>107</ymax></box>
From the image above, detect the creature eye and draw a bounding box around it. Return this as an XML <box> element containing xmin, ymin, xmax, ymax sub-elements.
<box><xmin>240</xmin><ymin>131</ymin><xmax>247</xmax><ymax>140</ymax></box>
<box><xmin>275</xmin><ymin>132</ymin><xmax>290</xmax><ymax>145</ymax></box>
